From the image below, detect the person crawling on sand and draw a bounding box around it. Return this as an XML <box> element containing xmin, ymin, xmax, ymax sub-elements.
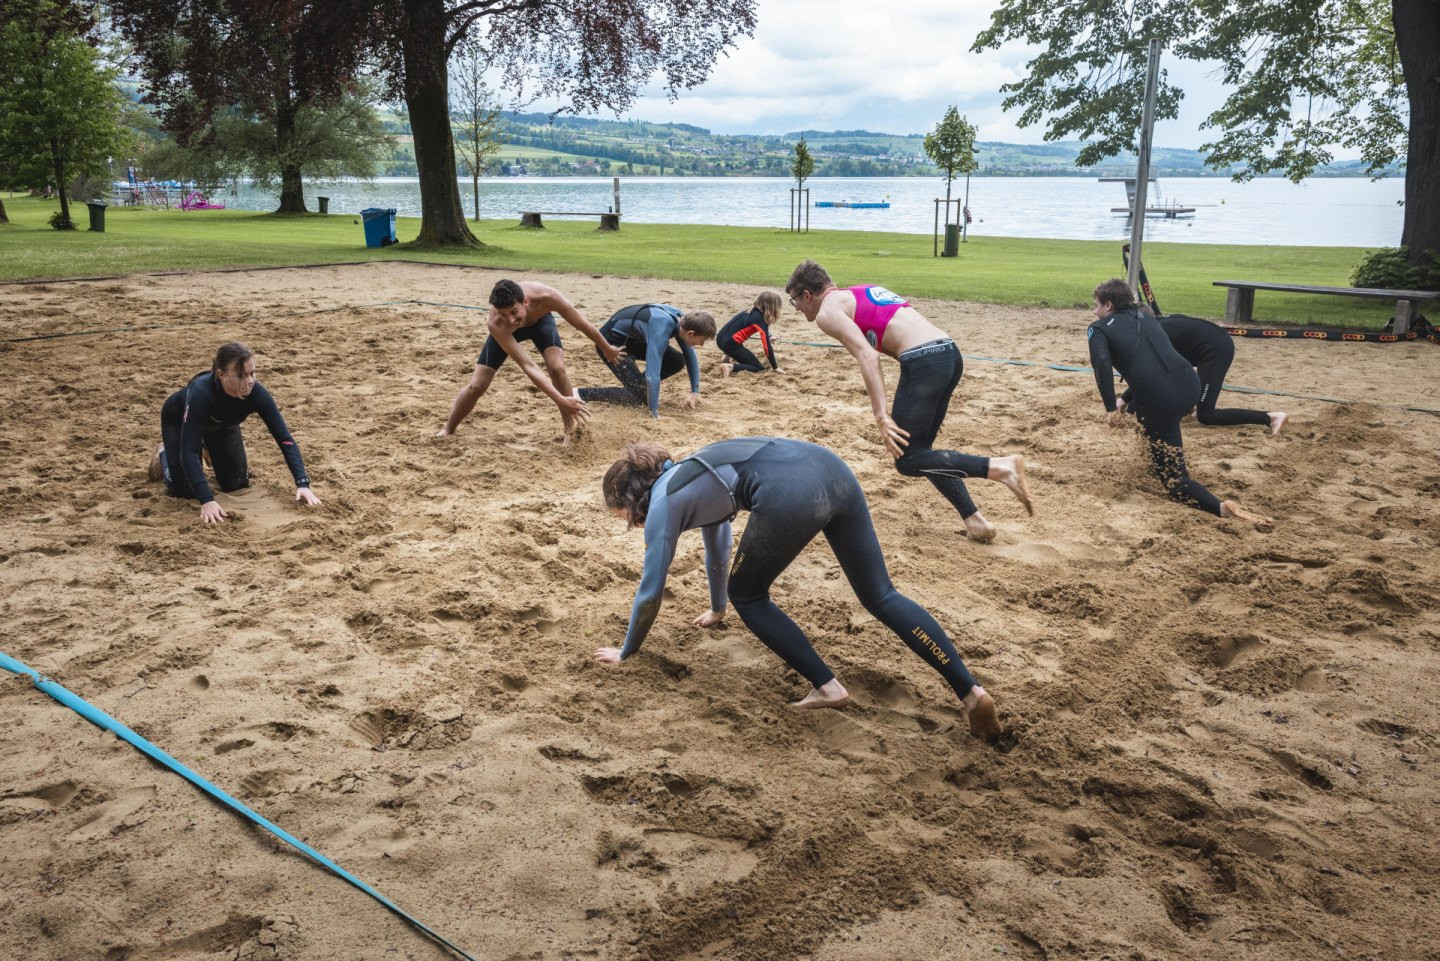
<box><xmin>147</xmin><ymin>342</ymin><xmax>320</xmax><ymax>525</ymax></box>
<box><xmin>718</xmin><ymin>290</ymin><xmax>785</xmax><ymax>376</ymax></box>
<box><xmin>1088</xmin><ymin>278</ymin><xmax>1272</xmax><ymax>523</ymax></box>
<box><xmin>593</xmin><ymin>437</ymin><xmax>1002</xmax><ymax>744</ymax></box>
<box><xmin>784</xmin><ymin>259</ymin><xmax>1031</xmax><ymax>543</ymax></box>
<box><xmin>438</xmin><ymin>279</ymin><xmax>623</xmax><ymax>443</ymax></box>
<box><xmin>1118</xmin><ymin>311</ymin><xmax>1287</xmax><ymax>435</ymax></box>
<box><xmin>577</xmin><ymin>303</ymin><xmax>714</xmax><ymax>418</ymax></box>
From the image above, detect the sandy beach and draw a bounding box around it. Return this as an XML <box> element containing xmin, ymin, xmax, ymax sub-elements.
<box><xmin>2</xmin><ymin>261</ymin><xmax>1438</xmax><ymax>961</ymax></box>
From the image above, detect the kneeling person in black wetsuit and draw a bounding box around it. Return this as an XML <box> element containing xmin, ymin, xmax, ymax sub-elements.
<box><xmin>1088</xmin><ymin>280</ymin><xmax>1270</xmax><ymax>523</ymax></box>
<box><xmin>593</xmin><ymin>437</ymin><xmax>1003</xmax><ymax>744</ymax></box>
<box><xmin>578</xmin><ymin>304</ymin><xmax>715</xmax><ymax>418</ymax></box>
<box><xmin>1120</xmin><ymin>313</ymin><xmax>1286</xmax><ymax>435</ymax></box>
<box><xmin>148</xmin><ymin>342</ymin><xmax>321</xmax><ymax>524</ymax></box>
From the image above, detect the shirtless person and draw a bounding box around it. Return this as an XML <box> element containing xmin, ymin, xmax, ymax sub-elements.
<box><xmin>784</xmin><ymin>260</ymin><xmax>1032</xmax><ymax>542</ymax></box>
<box><xmin>438</xmin><ymin>279</ymin><xmax>624</xmax><ymax>443</ymax></box>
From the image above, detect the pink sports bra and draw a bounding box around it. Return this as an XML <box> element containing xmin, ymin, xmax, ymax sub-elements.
<box><xmin>847</xmin><ymin>285</ymin><xmax>909</xmax><ymax>351</ymax></box>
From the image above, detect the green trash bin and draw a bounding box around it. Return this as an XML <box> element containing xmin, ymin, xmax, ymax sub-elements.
<box><xmin>942</xmin><ymin>223</ymin><xmax>960</xmax><ymax>257</ymax></box>
<box><xmin>317</xmin><ymin>196</ymin><xmax>329</xmax><ymax>214</ymax></box>
<box><xmin>86</xmin><ymin>201</ymin><xmax>107</xmax><ymax>233</ymax></box>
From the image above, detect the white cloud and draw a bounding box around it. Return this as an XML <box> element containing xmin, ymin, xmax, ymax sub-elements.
<box><xmin>504</xmin><ymin>0</ymin><xmax>1333</xmax><ymax>154</ymax></box>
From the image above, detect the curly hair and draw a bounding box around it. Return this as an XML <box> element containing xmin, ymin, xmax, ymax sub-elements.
<box><xmin>603</xmin><ymin>443</ymin><xmax>672</xmax><ymax>526</ymax></box>
<box><xmin>489</xmin><ymin>279</ymin><xmax>525</xmax><ymax>309</ymax></box>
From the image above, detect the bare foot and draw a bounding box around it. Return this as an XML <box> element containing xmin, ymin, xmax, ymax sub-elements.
<box><xmin>1269</xmin><ymin>411</ymin><xmax>1288</xmax><ymax>435</ymax></box>
<box><xmin>436</xmin><ymin>427</ymin><xmax>454</xmax><ymax>437</ymax></box>
<box><xmin>720</xmin><ymin>363</ymin><xmax>733</xmax><ymax>379</ymax></box>
<box><xmin>963</xmin><ymin>686</ymin><xmax>1002</xmax><ymax>744</ymax></box>
<box><xmin>964</xmin><ymin>512</ymin><xmax>996</xmax><ymax>543</ymax></box>
<box><xmin>147</xmin><ymin>444</ymin><xmax>164</xmax><ymax>482</ymax></box>
<box><xmin>789</xmin><ymin>678</ymin><xmax>849</xmax><ymax>709</ymax></box>
<box><xmin>989</xmin><ymin>454</ymin><xmax>1033</xmax><ymax>515</ymax></box>
<box><xmin>1220</xmin><ymin>500</ymin><xmax>1273</xmax><ymax>524</ymax></box>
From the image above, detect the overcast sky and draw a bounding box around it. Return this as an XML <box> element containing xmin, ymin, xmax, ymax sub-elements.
<box><xmin>578</xmin><ymin>0</ymin><xmax>1231</xmax><ymax>148</ymax></box>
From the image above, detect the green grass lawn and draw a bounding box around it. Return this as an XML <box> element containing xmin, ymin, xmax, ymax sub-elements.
<box><xmin>0</xmin><ymin>194</ymin><xmax>1388</xmax><ymax>327</ymax></box>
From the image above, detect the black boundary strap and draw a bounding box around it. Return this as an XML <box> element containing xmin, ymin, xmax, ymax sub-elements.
<box><xmin>1119</xmin><ymin>244</ymin><xmax>1438</xmax><ymax>346</ymax></box>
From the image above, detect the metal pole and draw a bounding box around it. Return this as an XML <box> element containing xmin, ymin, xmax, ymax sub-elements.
<box><xmin>962</xmin><ymin>172</ymin><xmax>971</xmax><ymax>243</ymax></box>
<box><xmin>1127</xmin><ymin>38</ymin><xmax>1162</xmax><ymax>298</ymax></box>
<box><xmin>933</xmin><ymin>200</ymin><xmax>939</xmax><ymax>257</ymax></box>
<box><xmin>613</xmin><ymin>177</ymin><xmax>621</xmax><ymax>216</ymax></box>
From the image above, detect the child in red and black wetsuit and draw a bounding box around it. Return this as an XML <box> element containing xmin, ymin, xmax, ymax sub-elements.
<box><xmin>718</xmin><ymin>291</ymin><xmax>784</xmax><ymax>376</ymax></box>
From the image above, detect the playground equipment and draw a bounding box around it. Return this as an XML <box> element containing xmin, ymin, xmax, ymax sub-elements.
<box><xmin>179</xmin><ymin>190</ymin><xmax>226</xmax><ymax>211</ymax></box>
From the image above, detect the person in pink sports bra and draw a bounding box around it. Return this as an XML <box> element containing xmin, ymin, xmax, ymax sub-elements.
<box><xmin>784</xmin><ymin>259</ymin><xmax>1032</xmax><ymax>543</ymax></box>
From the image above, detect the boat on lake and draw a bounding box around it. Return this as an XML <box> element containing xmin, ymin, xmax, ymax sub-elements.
<box><xmin>815</xmin><ymin>200</ymin><xmax>890</xmax><ymax>209</ymax></box>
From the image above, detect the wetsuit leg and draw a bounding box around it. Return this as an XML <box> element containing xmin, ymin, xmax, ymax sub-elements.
<box><xmin>578</xmin><ymin>335</ymin><xmax>649</xmax><ymax>406</ymax></box>
<box><xmin>1193</xmin><ymin>355</ymin><xmax>1269</xmax><ymax>427</ymax></box>
<box><xmin>720</xmin><ymin>340</ymin><xmax>765</xmax><ymax>373</ymax></box>
<box><xmin>727</xmin><ymin>500</ymin><xmax>836</xmax><ymax>688</ymax></box>
<box><xmin>160</xmin><ymin>391</ymin><xmax>192</xmax><ymax>499</ymax></box>
<box><xmin>891</xmin><ymin>343</ymin><xmax>989</xmax><ymax>518</ymax></box>
<box><xmin>820</xmin><ymin>475</ymin><xmax>978</xmax><ymax>699</ymax></box>
<box><xmin>207</xmin><ymin>427</ymin><xmax>250</xmax><ymax>493</ymax></box>
<box><xmin>1133</xmin><ymin>406</ymin><xmax>1223</xmax><ymax>515</ymax></box>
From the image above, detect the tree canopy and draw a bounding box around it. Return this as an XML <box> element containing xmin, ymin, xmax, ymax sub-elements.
<box><xmin>110</xmin><ymin>0</ymin><xmax>382</xmax><ymax>212</ymax></box>
<box><xmin>0</xmin><ymin>2</ymin><xmax>128</xmax><ymax>227</ymax></box>
<box><xmin>358</xmin><ymin>0</ymin><xmax>758</xmax><ymax>246</ymax></box>
<box><xmin>792</xmin><ymin>137</ymin><xmax>814</xmax><ymax>189</ymax></box>
<box><xmin>972</xmin><ymin>0</ymin><xmax>1439</xmax><ymax>263</ymax></box>
<box><xmin>923</xmin><ymin>106</ymin><xmax>978</xmax><ymax>216</ymax></box>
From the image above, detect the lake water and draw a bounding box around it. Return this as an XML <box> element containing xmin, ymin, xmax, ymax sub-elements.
<box><xmin>204</xmin><ymin>175</ymin><xmax>1404</xmax><ymax>247</ymax></box>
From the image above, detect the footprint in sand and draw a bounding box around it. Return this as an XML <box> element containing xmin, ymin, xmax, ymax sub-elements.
<box><xmin>803</xmin><ymin>712</ymin><xmax>886</xmax><ymax>758</ymax></box>
<box><xmin>1265</xmin><ymin>749</ymin><xmax>1334</xmax><ymax>792</ymax></box>
<box><xmin>237</xmin><ymin>769</ymin><xmax>309</xmax><ymax>799</ymax></box>
<box><xmin>0</xmin><ymin>779</ymin><xmax>79</xmax><ymax>812</ymax></box>
<box><xmin>68</xmin><ymin>785</ymin><xmax>158</xmax><ymax>839</ymax></box>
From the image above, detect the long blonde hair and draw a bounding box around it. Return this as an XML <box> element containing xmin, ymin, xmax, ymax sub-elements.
<box><xmin>754</xmin><ymin>290</ymin><xmax>783</xmax><ymax>326</ymax></box>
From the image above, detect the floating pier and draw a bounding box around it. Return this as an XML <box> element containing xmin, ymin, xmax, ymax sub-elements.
<box><xmin>1101</xmin><ymin>177</ymin><xmax>1194</xmax><ymax>217</ymax></box>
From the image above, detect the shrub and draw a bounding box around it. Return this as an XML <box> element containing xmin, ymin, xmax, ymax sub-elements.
<box><xmin>48</xmin><ymin>211</ymin><xmax>77</xmax><ymax>230</ymax></box>
<box><xmin>1351</xmin><ymin>246</ymin><xmax>1440</xmax><ymax>291</ymax></box>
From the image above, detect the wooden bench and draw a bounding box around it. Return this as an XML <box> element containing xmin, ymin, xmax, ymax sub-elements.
<box><xmin>1214</xmin><ymin>280</ymin><xmax>1440</xmax><ymax>335</ymax></box>
<box><xmin>518</xmin><ymin>210</ymin><xmax>620</xmax><ymax>231</ymax></box>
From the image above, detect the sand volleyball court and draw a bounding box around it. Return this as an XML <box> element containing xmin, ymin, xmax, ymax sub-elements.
<box><xmin>2</xmin><ymin>262</ymin><xmax>1438</xmax><ymax>960</ymax></box>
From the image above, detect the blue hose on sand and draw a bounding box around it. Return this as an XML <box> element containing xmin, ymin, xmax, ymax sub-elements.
<box><xmin>0</xmin><ymin>650</ymin><xmax>477</xmax><ymax>961</ymax></box>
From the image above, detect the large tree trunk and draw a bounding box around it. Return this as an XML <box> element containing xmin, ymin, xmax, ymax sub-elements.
<box><xmin>403</xmin><ymin>0</ymin><xmax>478</xmax><ymax>247</ymax></box>
<box><xmin>275</xmin><ymin>101</ymin><xmax>307</xmax><ymax>213</ymax></box>
<box><xmin>0</xmin><ymin>198</ymin><xmax>9</xmax><ymax>224</ymax></box>
<box><xmin>1396</xmin><ymin>0</ymin><xmax>1440</xmax><ymax>270</ymax></box>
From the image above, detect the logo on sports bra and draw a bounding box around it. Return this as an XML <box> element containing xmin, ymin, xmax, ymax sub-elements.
<box><xmin>866</xmin><ymin>286</ymin><xmax>905</xmax><ymax>306</ymax></box>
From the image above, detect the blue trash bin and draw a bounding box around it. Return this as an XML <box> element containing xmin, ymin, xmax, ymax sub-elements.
<box><xmin>361</xmin><ymin>207</ymin><xmax>397</xmax><ymax>248</ymax></box>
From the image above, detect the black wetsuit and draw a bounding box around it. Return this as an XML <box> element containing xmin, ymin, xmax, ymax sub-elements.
<box><xmin>1121</xmin><ymin>315</ymin><xmax>1270</xmax><ymax>428</ymax></box>
<box><xmin>717</xmin><ymin>308</ymin><xmax>778</xmax><ymax>373</ymax></box>
<box><xmin>578</xmin><ymin>304</ymin><xmax>700</xmax><ymax>416</ymax></box>
<box><xmin>891</xmin><ymin>339</ymin><xmax>989</xmax><ymax>519</ymax></box>
<box><xmin>621</xmin><ymin>437</ymin><xmax>980</xmax><ymax>700</ymax></box>
<box><xmin>1087</xmin><ymin>309</ymin><xmax>1222</xmax><ymax>515</ymax></box>
<box><xmin>476</xmin><ymin>313</ymin><xmax>562</xmax><ymax>369</ymax></box>
<box><xmin>159</xmin><ymin>372</ymin><xmax>309</xmax><ymax>504</ymax></box>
